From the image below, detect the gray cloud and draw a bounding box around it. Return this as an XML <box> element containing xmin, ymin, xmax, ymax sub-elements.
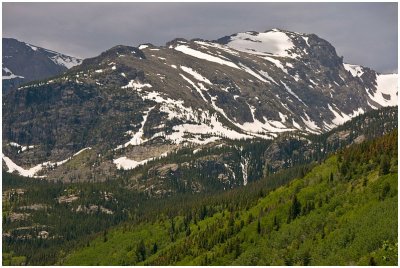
<box><xmin>3</xmin><ymin>2</ymin><xmax>398</xmax><ymax>73</ymax></box>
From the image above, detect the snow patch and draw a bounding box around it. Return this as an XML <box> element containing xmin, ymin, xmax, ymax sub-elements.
<box><xmin>73</xmin><ymin>147</ymin><xmax>92</xmax><ymax>157</ymax></box>
<box><xmin>301</xmin><ymin>113</ymin><xmax>320</xmax><ymax>133</ymax></box>
<box><xmin>327</xmin><ymin>104</ymin><xmax>365</xmax><ymax>127</ymax></box>
<box><xmin>193</xmin><ymin>148</ymin><xmax>202</xmax><ymax>154</ymax></box>
<box><xmin>9</xmin><ymin>142</ymin><xmax>35</xmax><ymax>153</ymax></box>
<box><xmin>263</xmin><ymin>56</ymin><xmax>288</xmax><ymax>74</ymax></box>
<box><xmin>239</xmin><ymin>63</ymin><xmax>267</xmax><ymax>83</ymax></box>
<box><xmin>2</xmin><ymin>67</ymin><xmax>24</xmax><ymax>80</ymax></box>
<box><xmin>114</xmin><ymin>106</ymin><xmax>155</xmax><ymax>149</ymax></box>
<box><xmin>25</xmin><ymin>43</ymin><xmax>38</xmax><ymax>51</ymax></box>
<box><xmin>292</xmin><ymin>119</ymin><xmax>302</xmax><ymax>130</ymax></box>
<box><xmin>328</xmin><ymin>104</ymin><xmax>350</xmax><ymax>125</ymax></box>
<box><xmin>50</xmin><ymin>55</ymin><xmax>81</xmax><ymax>69</ymax></box>
<box><xmin>302</xmin><ymin>36</ymin><xmax>310</xmax><ymax>46</ymax></box>
<box><xmin>366</xmin><ymin>73</ymin><xmax>397</xmax><ymax>107</ymax></box>
<box><xmin>279</xmin><ymin>112</ymin><xmax>288</xmax><ymax>123</ymax></box>
<box><xmin>258</xmin><ymin>70</ymin><xmax>278</xmax><ymax>84</ymax></box>
<box><xmin>175</xmin><ymin>45</ymin><xmax>240</xmax><ymax>69</ymax></box>
<box><xmin>194</xmin><ymin>41</ymin><xmax>240</xmax><ymax>56</ymax></box>
<box><xmin>343</xmin><ymin>63</ymin><xmax>364</xmax><ymax>78</ymax></box>
<box><xmin>180</xmin><ymin>66</ymin><xmax>212</xmax><ymax>84</ymax></box>
<box><xmin>179</xmin><ymin>74</ymin><xmax>208</xmax><ymax>102</ymax></box>
<box><xmin>122</xmin><ymin>80</ymin><xmax>152</xmax><ymax>91</ymax></box>
<box><xmin>138</xmin><ymin>44</ymin><xmax>149</xmax><ymax>50</ymax></box>
<box><xmin>281</xmin><ymin>82</ymin><xmax>306</xmax><ymax>106</ymax></box>
<box><xmin>3</xmin><ymin>147</ymin><xmax>92</xmax><ymax>177</ymax></box>
<box><xmin>113</xmin><ymin>152</ymin><xmax>168</xmax><ymax>170</ymax></box>
<box><xmin>226</xmin><ymin>31</ymin><xmax>295</xmax><ymax>57</ymax></box>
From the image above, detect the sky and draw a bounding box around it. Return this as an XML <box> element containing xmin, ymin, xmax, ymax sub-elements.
<box><xmin>2</xmin><ymin>2</ymin><xmax>398</xmax><ymax>73</ymax></box>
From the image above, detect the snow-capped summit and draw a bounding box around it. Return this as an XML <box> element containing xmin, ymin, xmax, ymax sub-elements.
<box><xmin>2</xmin><ymin>38</ymin><xmax>82</xmax><ymax>93</ymax></box>
<box><xmin>39</xmin><ymin>47</ymin><xmax>82</xmax><ymax>69</ymax></box>
<box><xmin>219</xmin><ymin>29</ymin><xmax>295</xmax><ymax>57</ymax></box>
<box><xmin>216</xmin><ymin>29</ymin><xmax>314</xmax><ymax>59</ymax></box>
<box><xmin>2</xmin><ymin>28</ymin><xmax>398</xmax><ymax>179</ymax></box>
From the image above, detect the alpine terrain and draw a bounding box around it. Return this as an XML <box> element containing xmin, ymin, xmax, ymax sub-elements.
<box><xmin>2</xmin><ymin>38</ymin><xmax>82</xmax><ymax>94</ymax></box>
<box><xmin>1</xmin><ymin>28</ymin><xmax>398</xmax><ymax>266</ymax></box>
<box><xmin>2</xmin><ymin>29</ymin><xmax>397</xmax><ymax>188</ymax></box>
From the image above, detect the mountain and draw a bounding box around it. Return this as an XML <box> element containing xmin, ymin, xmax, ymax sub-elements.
<box><xmin>2</xmin><ymin>29</ymin><xmax>398</xmax><ymax>181</ymax></box>
<box><xmin>2</xmin><ymin>38</ymin><xmax>82</xmax><ymax>94</ymax></box>
<box><xmin>3</xmin><ymin>129</ymin><xmax>397</xmax><ymax>265</ymax></box>
<box><xmin>63</xmin><ymin>131</ymin><xmax>398</xmax><ymax>266</ymax></box>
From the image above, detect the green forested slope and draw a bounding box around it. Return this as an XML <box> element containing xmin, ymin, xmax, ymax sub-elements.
<box><xmin>62</xmin><ymin>131</ymin><xmax>398</xmax><ymax>266</ymax></box>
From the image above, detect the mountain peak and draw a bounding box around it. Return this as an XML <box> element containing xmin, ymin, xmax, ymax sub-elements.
<box><xmin>216</xmin><ymin>29</ymin><xmax>299</xmax><ymax>57</ymax></box>
<box><xmin>2</xmin><ymin>38</ymin><xmax>82</xmax><ymax>93</ymax></box>
<box><xmin>2</xmin><ymin>29</ymin><xmax>397</xmax><ymax>180</ymax></box>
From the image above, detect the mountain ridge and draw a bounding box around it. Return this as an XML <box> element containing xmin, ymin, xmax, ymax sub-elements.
<box><xmin>2</xmin><ymin>38</ymin><xmax>82</xmax><ymax>94</ymax></box>
<box><xmin>2</xmin><ymin>28</ymin><xmax>398</xmax><ymax>180</ymax></box>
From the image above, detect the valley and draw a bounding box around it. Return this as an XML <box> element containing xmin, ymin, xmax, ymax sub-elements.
<box><xmin>2</xmin><ymin>26</ymin><xmax>398</xmax><ymax>266</ymax></box>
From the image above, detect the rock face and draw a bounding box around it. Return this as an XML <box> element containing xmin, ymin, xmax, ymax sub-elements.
<box><xmin>2</xmin><ymin>38</ymin><xmax>82</xmax><ymax>94</ymax></box>
<box><xmin>2</xmin><ymin>29</ymin><xmax>398</xmax><ymax>180</ymax></box>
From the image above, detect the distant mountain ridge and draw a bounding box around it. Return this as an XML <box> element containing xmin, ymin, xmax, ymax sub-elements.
<box><xmin>2</xmin><ymin>38</ymin><xmax>82</xmax><ymax>93</ymax></box>
<box><xmin>2</xmin><ymin>28</ymin><xmax>398</xmax><ymax>181</ymax></box>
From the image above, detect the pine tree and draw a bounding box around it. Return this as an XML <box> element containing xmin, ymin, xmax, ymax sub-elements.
<box><xmin>369</xmin><ymin>257</ymin><xmax>377</xmax><ymax>266</ymax></box>
<box><xmin>151</xmin><ymin>242</ymin><xmax>158</xmax><ymax>254</ymax></box>
<box><xmin>287</xmin><ymin>195</ymin><xmax>302</xmax><ymax>223</ymax></box>
<box><xmin>379</xmin><ymin>154</ymin><xmax>390</xmax><ymax>175</ymax></box>
<box><xmin>273</xmin><ymin>215</ymin><xmax>280</xmax><ymax>231</ymax></box>
<box><xmin>136</xmin><ymin>239</ymin><xmax>146</xmax><ymax>262</ymax></box>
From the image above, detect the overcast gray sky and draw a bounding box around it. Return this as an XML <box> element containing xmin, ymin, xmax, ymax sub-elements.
<box><xmin>3</xmin><ymin>2</ymin><xmax>398</xmax><ymax>73</ymax></box>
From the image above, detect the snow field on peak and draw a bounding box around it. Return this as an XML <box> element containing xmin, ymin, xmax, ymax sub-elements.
<box><xmin>226</xmin><ymin>31</ymin><xmax>295</xmax><ymax>57</ymax></box>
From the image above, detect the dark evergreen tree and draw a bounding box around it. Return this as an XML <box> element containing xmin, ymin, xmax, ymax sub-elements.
<box><xmin>136</xmin><ymin>239</ymin><xmax>146</xmax><ymax>262</ymax></box>
<box><xmin>151</xmin><ymin>242</ymin><xmax>158</xmax><ymax>254</ymax></box>
<box><xmin>287</xmin><ymin>195</ymin><xmax>302</xmax><ymax>223</ymax></box>
<box><xmin>379</xmin><ymin>154</ymin><xmax>390</xmax><ymax>175</ymax></box>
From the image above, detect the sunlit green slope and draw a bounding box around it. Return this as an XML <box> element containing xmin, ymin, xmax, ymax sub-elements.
<box><xmin>63</xmin><ymin>131</ymin><xmax>398</xmax><ymax>266</ymax></box>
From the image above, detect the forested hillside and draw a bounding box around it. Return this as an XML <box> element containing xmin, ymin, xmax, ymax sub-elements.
<box><xmin>2</xmin><ymin>107</ymin><xmax>398</xmax><ymax>265</ymax></box>
<box><xmin>62</xmin><ymin>131</ymin><xmax>398</xmax><ymax>266</ymax></box>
